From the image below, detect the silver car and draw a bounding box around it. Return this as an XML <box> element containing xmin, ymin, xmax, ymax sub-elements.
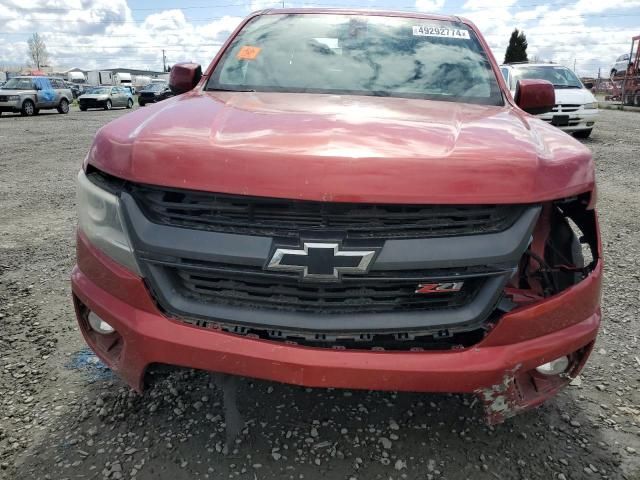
<box><xmin>0</xmin><ymin>76</ymin><xmax>72</xmax><ymax>116</ymax></box>
<box><xmin>611</xmin><ymin>53</ymin><xmax>632</xmax><ymax>77</ymax></box>
<box><xmin>78</xmin><ymin>86</ymin><xmax>133</xmax><ymax>111</ymax></box>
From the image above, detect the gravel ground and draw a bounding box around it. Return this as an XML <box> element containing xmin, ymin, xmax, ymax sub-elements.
<box><xmin>0</xmin><ymin>106</ymin><xmax>639</xmax><ymax>480</ymax></box>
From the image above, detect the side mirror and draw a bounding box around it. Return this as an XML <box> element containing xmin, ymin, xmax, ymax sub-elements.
<box><xmin>583</xmin><ymin>82</ymin><xmax>594</xmax><ymax>90</ymax></box>
<box><xmin>169</xmin><ymin>62</ymin><xmax>202</xmax><ymax>94</ymax></box>
<box><xmin>514</xmin><ymin>79</ymin><xmax>555</xmax><ymax>115</ymax></box>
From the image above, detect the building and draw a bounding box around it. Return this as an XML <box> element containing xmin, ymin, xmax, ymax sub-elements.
<box><xmin>62</xmin><ymin>67</ymin><xmax>168</xmax><ymax>80</ymax></box>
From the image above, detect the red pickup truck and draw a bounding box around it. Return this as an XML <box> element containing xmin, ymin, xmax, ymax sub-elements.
<box><xmin>71</xmin><ymin>9</ymin><xmax>602</xmax><ymax>423</ymax></box>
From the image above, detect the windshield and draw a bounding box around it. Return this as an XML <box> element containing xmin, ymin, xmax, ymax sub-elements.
<box><xmin>2</xmin><ymin>78</ymin><xmax>35</xmax><ymax>90</ymax></box>
<box><xmin>207</xmin><ymin>14</ymin><xmax>503</xmax><ymax>105</ymax></box>
<box><xmin>144</xmin><ymin>83</ymin><xmax>166</xmax><ymax>91</ymax></box>
<box><xmin>511</xmin><ymin>65</ymin><xmax>583</xmax><ymax>89</ymax></box>
<box><xmin>88</xmin><ymin>87</ymin><xmax>110</xmax><ymax>94</ymax></box>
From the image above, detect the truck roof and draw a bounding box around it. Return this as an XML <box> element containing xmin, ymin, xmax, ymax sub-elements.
<box><xmin>254</xmin><ymin>7</ymin><xmax>464</xmax><ymax>23</ymax></box>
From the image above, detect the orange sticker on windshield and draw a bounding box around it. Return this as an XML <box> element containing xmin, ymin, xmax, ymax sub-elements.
<box><xmin>237</xmin><ymin>46</ymin><xmax>262</xmax><ymax>60</ymax></box>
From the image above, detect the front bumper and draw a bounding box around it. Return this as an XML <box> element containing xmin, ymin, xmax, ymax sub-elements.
<box><xmin>71</xmin><ymin>232</ymin><xmax>603</xmax><ymax>423</ymax></box>
<box><xmin>538</xmin><ymin>108</ymin><xmax>599</xmax><ymax>132</ymax></box>
<box><xmin>79</xmin><ymin>99</ymin><xmax>107</xmax><ymax>109</ymax></box>
<box><xmin>0</xmin><ymin>99</ymin><xmax>21</xmax><ymax>112</ymax></box>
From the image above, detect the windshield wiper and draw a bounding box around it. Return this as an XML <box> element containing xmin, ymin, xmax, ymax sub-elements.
<box><xmin>553</xmin><ymin>84</ymin><xmax>581</xmax><ymax>89</ymax></box>
<box><xmin>209</xmin><ymin>87</ymin><xmax>256</xmax><ymax>92</ymax></box>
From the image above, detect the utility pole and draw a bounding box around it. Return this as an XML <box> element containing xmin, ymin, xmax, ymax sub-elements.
<box><xmin>573</xmin><ymin>58</ymin><xmax>576</xmax><ymax>72</ymax></box>
<box><xmin>162</xmin><ymin>49</ymin><xmax>167</xmax><ymax>72</ymax></box>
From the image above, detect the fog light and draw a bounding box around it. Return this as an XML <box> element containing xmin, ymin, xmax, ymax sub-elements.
<box><xmin>87</xmin><ymin>312</ymin><xmax>115</xmax><ymax>334</ymax></box>
<box><xmin>535</xmin><ymin>356</ymin><xmax>569</xmax><ymax>375</ymax></box>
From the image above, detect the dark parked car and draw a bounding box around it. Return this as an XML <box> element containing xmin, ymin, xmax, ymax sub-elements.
<box><xmin>65</xmin><ymin>81</ymin><xmax>81</xmax><ymax>99</ymax></box>
<box><xmin>138</xmin><ymin>83</ymin><xmax>173</xmax><ymax>106</ymax></box>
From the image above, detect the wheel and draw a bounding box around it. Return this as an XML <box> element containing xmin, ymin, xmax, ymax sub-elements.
<box><xmin>104</xmin><ymin>99</ymin><xmax>112</xmax><ymax>110</ymax></box>
<box><xmin>138</xmin><ymin>99</ymin><xmax>145</xmax><ymax>107</ymax></box>
<box><xmin>573</xmin><ymin>129</ymin><xmax>592</xmax><ymax>139</ymax></box>
<box><xmin>610</xmin><ymin>69</ymin><xmax>617</xmax><ymax>78</ymax></box>
<box><xmin>80</xmin><ymin>106</ymin><xmax>87</xmax><ymax>111</ymax></box>
<box><xmin>634</xmin><ymin>94</ymin><xmax>640</xmax><ymax>107</ymax></box>
<box><xmin>21</xmin><ymin>100</ymin><xmax>36</xmax><ymax>116</ymax></box>
<box><xmin>57</xmin><ymin>98</ymin><xmax>69</xmax><ymax>114</ymax></box>
<box><xmin>624</xmin><ymin>94</ymin><xmax>635</xmax><ymax>106</ymax></box>
<box><xmin>127</xmin><ymin>98</ymin><xmax>133</xmax><ymax>109</ymax></box>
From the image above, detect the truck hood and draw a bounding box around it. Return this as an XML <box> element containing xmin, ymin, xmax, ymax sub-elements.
<box><xmin>87</xmin><ymin>91</ymin><xmax>594</xmax><ymax>204</ymax></box>
<box><xmin>552</xmin><ymin>87</ymin><xmax>597</xmax><ymax>105</ymax></box>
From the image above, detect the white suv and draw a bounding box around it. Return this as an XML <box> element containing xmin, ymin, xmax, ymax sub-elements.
<box><xmin>500</xmin><ymin>64</ymin><xmax>598</xmax><ymax>138</ymax></box>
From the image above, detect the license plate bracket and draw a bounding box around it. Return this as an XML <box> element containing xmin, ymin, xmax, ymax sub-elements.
<box><xmin>551</xmin><ymin>115</ymin><xmax>570</xmax><ymax>127</ymax></box>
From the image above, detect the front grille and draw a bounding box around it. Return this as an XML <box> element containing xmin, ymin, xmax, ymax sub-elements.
<box><xmin>80</xmin><ymin>99</ymin><xmax>103</xmax><ymax>107</ymax></box>
<box><xmin>552</xmin><ymin>104</ymin><xmax>581</xmax><ymax>113</ymax></box>
<box><xmin>141</xmin><ymin>92</ymin><xmax>155</xmax><ymax>98</ymax></box>
<box><xmin>161</xmin><ymin>263</ymin><xmax>482</xmax><ymax>315</ymax></box>
<box><xmin>129</xmin><ymin>184</ymin><xmax>523</xmax><ymax>240</ymax></box>
<box><xmin>0</xmin><ymin>96</ymin><xmax>8</xmax><ymax>102</ymax></box>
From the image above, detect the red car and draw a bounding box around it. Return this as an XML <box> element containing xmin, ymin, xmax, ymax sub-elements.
<box><xmin>72</xmin><ymin>9</ymin><xmax>602</xmax><ymax>423</ymax></box>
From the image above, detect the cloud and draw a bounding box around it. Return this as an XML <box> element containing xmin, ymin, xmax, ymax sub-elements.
<box><xmin>0</xmin><ymin>0</ymin><xmax>243</xmax><ymax>70</ymax></box>
<box><xmin>250</xmin><ymin>1</ymin><xmax>283</xmax><ymax>11</ymax></box>
<box><xmin>415</xmin><ymin>0</ymin><xmax>445</xmax><ymax>12</ymax></box>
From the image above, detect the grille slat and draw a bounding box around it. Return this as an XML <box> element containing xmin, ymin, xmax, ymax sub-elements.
<box><xmin>130</xmin><ymin>185</ymin><xmax>522</xmax><ymax>239</ymax></box>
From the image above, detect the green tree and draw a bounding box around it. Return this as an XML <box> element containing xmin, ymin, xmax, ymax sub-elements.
<box><xmin>504</xmin><ymin>29</ymin><xmax>528</xmax><ymax>63</ymax></box>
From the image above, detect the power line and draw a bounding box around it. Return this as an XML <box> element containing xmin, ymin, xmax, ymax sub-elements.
<box><xmin>4</xmin><ymin>10</ymin><xmax>640</xmax><ymax>24</ymax></box>
<box><xmin>4</xmin><ymin>0</ymin><xmax>579</xmax><ymax>13</ymax></box>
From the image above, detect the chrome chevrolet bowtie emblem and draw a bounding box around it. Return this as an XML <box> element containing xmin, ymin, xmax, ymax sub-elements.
<box><xmin>267</xmin><ymin>242</ymin><xmax>377</xmax><ymax>281</ymax></box>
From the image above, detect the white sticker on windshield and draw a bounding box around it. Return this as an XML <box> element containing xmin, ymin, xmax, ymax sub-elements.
<box><xmin>413</xmin><ymin>26</ymin><xmax>470</xmax><ymax>39</ymax></box>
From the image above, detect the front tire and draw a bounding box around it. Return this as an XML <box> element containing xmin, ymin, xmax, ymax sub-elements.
<box><xmin>104</xmin><ymin>99</ymin><xmax>112</xmax><ymax>110</ymax></box>
<box><xmin>21</xmin><ymin>100</ymin><xmax>36</xmax><ymax>116</ymax></box>
<box><xmin>57</xmin><ymin>98</ymin><xmax>70</xmax><ymax>114</ymax></box>
<box><xmin>127</xmin><ymin>98</ymin><xmax>133</xmax><ymax>109</ymax></box>
<box><xmin>573</xmin><ymin>129</ymin><xmax>592</xmax><ymax>139</ymax></box>
<box><xmin>80</xmin><ymin>106</ymin><xmax>87</xmax><ymax>111</ymax></box>
<box><xmin>138</xmin><ymin>99</ymin><xmax>145</xmax><ymax>107</ymax></box>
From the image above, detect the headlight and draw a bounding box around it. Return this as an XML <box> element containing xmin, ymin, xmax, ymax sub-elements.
<box><xmin>583</xmin><ymin>102</ymin><xmax>598</xmax><ymax>110</ymax></box>
<box><xmin>7</xmin><ymin>95</ymin><xmax>19</xmax><ymax>101</ymax></box>
<box><xmin>76</xmin><ymin>170</ymin><xmax>141</xmax><ymax>275</ymax></box>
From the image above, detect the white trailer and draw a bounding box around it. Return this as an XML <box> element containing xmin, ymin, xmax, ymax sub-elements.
<box><xmin>67</xmin><ymin>71</ymin><xmax>86</xmax><ymax>83</ymax></box>
<box><xmin>99</xmin><ymin>71</ymin><xmax>113</xmax><ymax>85</ymax></box>
<box><xmin>113</xmin><ymin>72</ymin><xmax>132</xmax><ymax>86</ymax></box>
<box><xmin>87</xmin><ymin>70</ymin><xmax>100</xmax><ymax>85</ymax></box>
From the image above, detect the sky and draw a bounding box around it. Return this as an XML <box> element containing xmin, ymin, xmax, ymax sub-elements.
<box><xmin>0</xmin><ymin>0</ymin><xmax>639</xmax><ymax>76</ymax></box>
